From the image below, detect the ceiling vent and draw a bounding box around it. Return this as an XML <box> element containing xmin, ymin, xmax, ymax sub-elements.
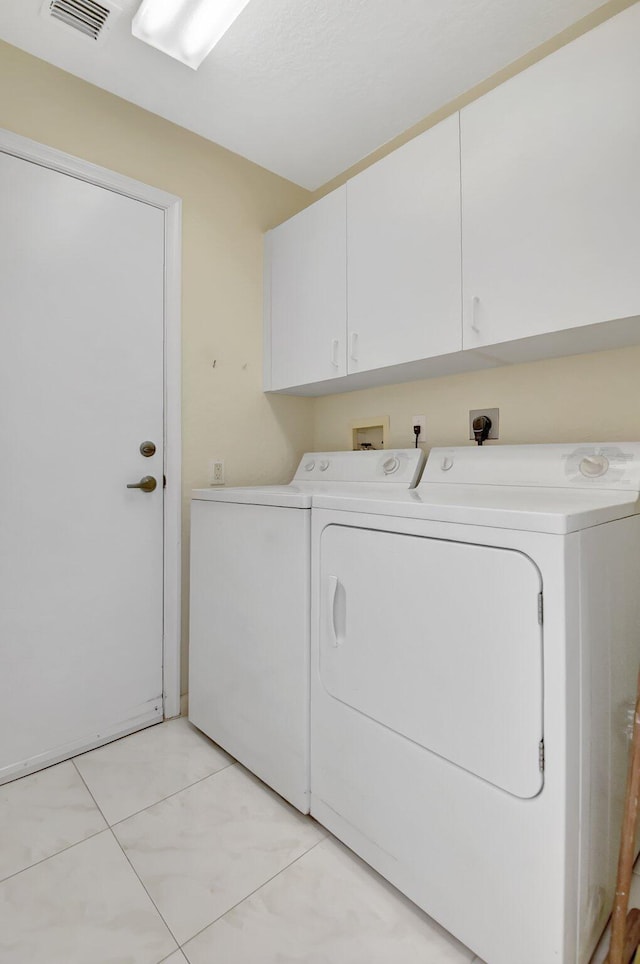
<box><xmin>41</xmin><ymin>0</ymin><xmax>122</xmax><ymax>43</ymax></box>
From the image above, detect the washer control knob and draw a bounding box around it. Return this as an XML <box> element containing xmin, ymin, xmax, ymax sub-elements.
<box><xmin>319</xmin><ymin>460</ymin><xmax>330</xmax><ymax>472</ymax></box>
<box><xmin>441</xmin><ymin>456</ymin><xmax>454</xmax><ymax>472</ymax></box>
<box><xmin>382</xmin><ymin>456</ymin><xmax>400</xmax><ymax>475</ymax></box>
<box><xmin>579</xmin><ymin>455</ymin><xmax>609</xmax><ymax>478</ymax></box>
<box><xmin>304</xmin><ymin>461</ymin><xmax>315</xmax><ymax>472</ymax></box>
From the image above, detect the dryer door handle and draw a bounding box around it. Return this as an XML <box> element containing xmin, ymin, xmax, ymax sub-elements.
<box><xmin>327</xmin><ymin>574</ymin><xmax>342</xmax><ymax>647</ymax></box>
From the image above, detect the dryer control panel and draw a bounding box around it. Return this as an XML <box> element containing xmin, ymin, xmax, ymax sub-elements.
<box><xmin>421</xmin><ymin>443</ymin><xmax>640</xmax><ymax>492</ymax></box>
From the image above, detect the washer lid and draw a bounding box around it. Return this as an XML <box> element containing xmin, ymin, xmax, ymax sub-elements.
<box><xmin>190</xmin><ymin>478</ymin><xmax>426</xmax><ymax>509</ymax></box>
<box><xmin>191</xmin><ymin>485</ymin><xmax>312</xmax><ymax>508</ymax></box>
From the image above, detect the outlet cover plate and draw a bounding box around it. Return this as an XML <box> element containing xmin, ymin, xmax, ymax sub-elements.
<box><xmin>209</xmin><ymin>459</ymin><xmax>225</xmax><ymax>485</ymax></box>
<box><xmin>469</xmin><ymin>408</ymin><xmax>500</xmax><ymax>441</ymax></box>
<box><xmin>411</xmin><ymin>415</ymin><xmax>426</xmax><ymax>443</ymax></box>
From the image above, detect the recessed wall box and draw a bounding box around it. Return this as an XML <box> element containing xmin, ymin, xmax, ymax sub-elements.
<box><xmin>350</xmin><ymin>416</ymin><xmax>390</xmax><ymax>451</ymax></box>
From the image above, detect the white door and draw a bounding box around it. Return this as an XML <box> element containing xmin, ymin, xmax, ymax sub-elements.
<box><xmin>320</xmin><ymin>525</ymin><xmax>543</xmax><ymax>799</ymax></box>
<box><xmin>347</xmin><ymin>113</ymin><xmax>462</xmax><ymax>373</ymax></box>
<box><xmin>460</xmin><ymin>4</ymin><xmax>640</xmax><ymax>350</ymax></box>
<box><xmin>267</xmin><ymin>186</ymin><xmax>346</xmax><ymax>391</ymax></box>
<box><xmin>0</xmin><ymin>150</ymin><xmax>165</xmax><ymax>783</ymax></box>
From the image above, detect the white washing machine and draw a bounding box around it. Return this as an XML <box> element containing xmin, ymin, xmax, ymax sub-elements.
<box><xmin>309</xmin><ymin>443</ymin><xmax>640</xmax><ymax>964</ymax></box>
<box><xmin>188</xmin><ymin>448</ymin><xmax>424</xmax><ymax>814</ymax></box>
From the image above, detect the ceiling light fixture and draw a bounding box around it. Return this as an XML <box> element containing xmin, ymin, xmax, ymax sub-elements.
<box><xmin>132</xmin><ymin>0</ymin><xmax>251</xmax><ymax>69</ymax></box>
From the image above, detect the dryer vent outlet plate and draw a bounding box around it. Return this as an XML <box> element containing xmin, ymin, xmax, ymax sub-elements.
<box><xmin>469</xmin><ymin>408</ymin><xmax>500</xmax><ymax>442</ymax></box>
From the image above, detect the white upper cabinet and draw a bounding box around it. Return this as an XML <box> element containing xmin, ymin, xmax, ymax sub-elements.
<box><xmin>347</xmin><ymin>113</ymin><xmax>462</xmax><ymax>374</ymax></box>
<box><xmin>266</xmin><ymin>186</ymin><xmax>346</xmax><ymax>390</ymax></box>
<box><xmin>264</xmin><ymin>6</ymin><xmax>640</xmax><ymax>395</ymax></box>
<box><xmin>460</xmin><ymin>4</ymin><xmax>640</xmax><ymax>351</ymax></box>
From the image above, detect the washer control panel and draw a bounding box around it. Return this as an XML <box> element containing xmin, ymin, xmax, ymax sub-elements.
<box><xmin>382</xmin><ymin>456</ymin><xmax>400</xmax><ymax>475</ymax></box>
<box><xmin>293</xmin><ymin>449</ymin><xmax>425</xmax><ymax>487</ymax></box>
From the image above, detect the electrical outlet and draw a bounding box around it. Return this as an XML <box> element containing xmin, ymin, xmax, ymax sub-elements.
<box><xmin>209</xmin><ymin>459</ymin><xmax>225</xmax><ymax>485</ymax></box>
<box><xmin>468</xmin><ymin>408</ymin><xmax>500</xmax><ymax>441</ymax></box>
<box><xmin>411</xmin><ymin>415</ymin><xmax>426</xmax><ymax>443</ymax></box>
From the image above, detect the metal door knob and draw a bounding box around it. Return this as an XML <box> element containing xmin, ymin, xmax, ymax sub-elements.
<box><xmin>127</xmin><ymin>475</ymin><xmax>157</xmax><ymax>493</ymax></box>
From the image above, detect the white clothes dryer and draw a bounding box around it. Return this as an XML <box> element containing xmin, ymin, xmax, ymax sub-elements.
<box><xmin>309</xmin><ymin>443</ymin><xmax>640</xmax><ymax>964</ymax></box>
<box><xmin>188</xmin><ymin>448</ymin><xmax>424</xmax><ymax>814</ymax></box>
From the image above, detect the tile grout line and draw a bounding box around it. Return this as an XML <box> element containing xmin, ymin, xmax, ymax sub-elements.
<box><xmin>108</xmin><ymin>822</ymin><xmax>183</xmax><ymax>950</ymax></box>
<box><xmin>73</xmin><ymin>746</ymin><xmax>329</xmax><ymax>954</ymax></box>
<box><xmin>106</xmin><ymin>760</ymin><xmax>237</xmax><ymax>829</ymax></box>
<box><xmin>71</xmin><ymin>758</ymin><xmax>110</xmax><ymax>822</ymax></box>
<box><xmin>110</xmin><ymin>783</ymin><xmax>326</xmax><ymax>956</ymax></box>
<box><xmin>179</xmin><ymin>834</ymin><xmax>328</xmax><ymax>952</ymax></box>
<box><xmin>0</xmin><ymin>755</ymin><xmax>120</xmax><ymax>886</ymax></box>
<box><xmin>2</xmin><ymin>723</ymin><xmax>327</xmax><ymax>961</ymax></box>
<box><xmin>0</xmin><ymin>825</ymin><xmax>108</xmax><ymax>887</ymax></box>
<box><xmin>158</xmin><ymin>951</ymin><xmax>185</xmax><ymax>964</ymax></box>
<box><xmin>71</xmin><ymin>759</ymin><xmax>183</xmax><ymax>950</ymax></box>
<box><xmin>70</xmin><ymin>716</ymin><xmax>235</xmax><ymax>825</ymax></box>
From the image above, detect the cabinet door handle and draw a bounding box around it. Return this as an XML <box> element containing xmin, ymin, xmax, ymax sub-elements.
<box><xmin>330</xmin><ymin>338</ymin><xmax>340</xmax><ymax>368</ymax></box>
<box><xmin>470</xmin><ymin>296</ymin><xmax>481</xmax><ymax>334</ymax></box>
<box><xmin>350</xmin><ymin>332</ymin><xmax>359</xmax><ymax>362</ymax></box>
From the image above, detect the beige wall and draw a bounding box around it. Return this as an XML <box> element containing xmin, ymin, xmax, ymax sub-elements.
<box><xmin>0</xmin><ymin>41</ymin><xmax>313</xmax><ymax>693</ymax></box>
<box><xmin>3</xmin><ymin>0</ymin><xmax>639</xmax><ymax>698</ymax></box>
<box><xmin>312</xmin><ymin>345</ymin><xmax>640</xmax><ymax>452</ymax></box>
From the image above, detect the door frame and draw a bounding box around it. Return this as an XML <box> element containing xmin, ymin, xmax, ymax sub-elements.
<box><xmin>0</xmin><ymin>128</ymin><xmax>182</xmax><ymax>719</ymax></box>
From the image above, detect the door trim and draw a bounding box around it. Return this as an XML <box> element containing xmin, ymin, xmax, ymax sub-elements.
<box><xmin>0</xmin><ymin>128</ymin><xmax>182</xmax><ymax>720</ymax></box>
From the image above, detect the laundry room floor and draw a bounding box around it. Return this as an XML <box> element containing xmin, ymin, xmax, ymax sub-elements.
<box><xmin>0</xmin><ymin>716</ymin><xmax>631</xmax><ymax>964</ymax></box>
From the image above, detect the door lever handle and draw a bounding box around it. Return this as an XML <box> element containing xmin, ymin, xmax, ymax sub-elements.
<box><xmin>127</xmin><ymin>475</ymin><xmax>157</xmax><ymax>493</ymax></box>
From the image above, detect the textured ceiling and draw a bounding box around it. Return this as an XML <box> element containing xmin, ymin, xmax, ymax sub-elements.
<box><xmin>0</xmin><ymin>0</ymin><xmax>610</xmax><ymax>189</ymax></box>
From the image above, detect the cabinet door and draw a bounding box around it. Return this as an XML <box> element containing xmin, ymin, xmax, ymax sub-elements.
<box><xmin>347</xmin><ymin>113</ymin><xmax>462</xmax><ymax>374</ymax></box>
<box><xmin>461</xmin><ymin>5</ymin><xmax>640</xmax><ymax>350</ymax></box>
<box><xmin>266</xmin><ymin>186</ymin><xmax>346</xmax><ymax>390</ymax></box>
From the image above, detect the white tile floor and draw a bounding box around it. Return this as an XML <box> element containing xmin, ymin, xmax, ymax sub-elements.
<box><xmin>0</xmin><ymin>716</ymin><xmax>631</xmax><ymax>963</ymax></box>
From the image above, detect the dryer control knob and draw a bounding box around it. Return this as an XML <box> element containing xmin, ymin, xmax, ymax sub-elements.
<box><xmin>319</xmin><ymin>460</ymin><xmax>330</xmax><ymax>472</ymax></box>
<box><xmin>304</xmin><ymin>461</ymin><xmax>316</xmax><ymax>472</ymax></box>
<box><xmin>441</xmin><ymin>456</ymin><xmax>454</xmax><ymax>472</ymax></box>
<box><xmin>382</xmin><ymin>456</ymin><xmax>400</xmax><ymax>475</ymax></box>
<box><xmin>579</xmin><ymin>455</ymin><xmax>609</xmax><ymax>478</ymax></box>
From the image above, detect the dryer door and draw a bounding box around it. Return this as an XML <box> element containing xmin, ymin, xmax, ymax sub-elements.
<box><xmin>319</xmin><ymin>525</ymin><xmax>543</xmax><ymax>798</ymax></box>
